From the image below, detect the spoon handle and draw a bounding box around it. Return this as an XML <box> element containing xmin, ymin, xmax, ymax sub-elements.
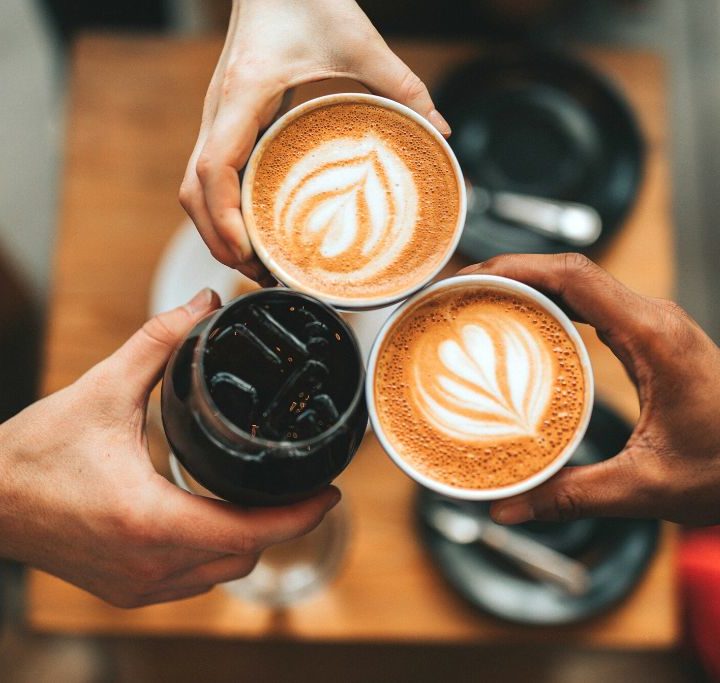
<box><xmin>473</xmin><ymin>187</ymin><xmax>602</xmax><ymax>247</ymax></box>
<box><xmin>480</xmin><ymin>522</ymin><xmax>591</xmax><ymax>596</ymax></box>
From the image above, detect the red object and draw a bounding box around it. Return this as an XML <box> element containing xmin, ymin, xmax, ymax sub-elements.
<box><xmin>679</xmin><ymin>527</ymin><xmax>720</xmax><ymax>681</ymax></box>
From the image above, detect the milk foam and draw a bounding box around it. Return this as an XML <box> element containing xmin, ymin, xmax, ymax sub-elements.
<box><xmin>274</xmin><ymin>135</ymin><xmax>418</xmax><ymax>285</ymax></box>
<box><xmin>249</xmin><ymin>101</ymin><xmax>462</xmax><ymax>303</ymax></box>
<box><xmin>373</xmin><ymin>288</ymin><xmax>587</xmax><ymax>490</ymax></box>
<box><xmin>412</xmin><ymin>310</ymin><xmax>554</xmax><ymax>441</ymax></box>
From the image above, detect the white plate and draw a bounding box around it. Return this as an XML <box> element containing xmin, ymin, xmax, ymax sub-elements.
<box><xmin>149</xmin><ymin>220</ymin><xmax>398</xmax><ymax>362</ymax></box>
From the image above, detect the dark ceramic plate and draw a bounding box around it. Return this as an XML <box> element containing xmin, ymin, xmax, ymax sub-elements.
<box><xmin>416</xmin><ymin>401</ymin><xmax>660</xmax><ymax>625</ymax></box>
<box><xmin>434</xmin><ymin>50</ymin><xmax>645</xmax><ymax>260</ymax></box>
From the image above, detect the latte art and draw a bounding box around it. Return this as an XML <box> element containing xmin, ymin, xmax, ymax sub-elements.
<box><xmin>373</xmin><ymin>286</ymin><xmax>587</xmax><ymax>490</ymax></box>
<box><xmin>245</xmin><ymin>98</ymin><xmax>463</xmax><ymax>306</ymax></box>
<box><xmin>413</xmin><ymin>311</ymin><xmax>553</xmax><ymax>441</ymax></box>
<box><xmin>275</xmin><ymin>135</ymin><xmax>418</xmax><ymax>285</ymax></box>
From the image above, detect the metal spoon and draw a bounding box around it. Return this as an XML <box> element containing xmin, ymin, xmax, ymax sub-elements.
<box><xmin>423</xmin><ymin>501</ymin><xmax>591</xmax><ymax>596</ymax></box>
<box><xmin>467</xmin><ymin>184</ymin><xmax>602</xmax><ymax>247</ymax></box>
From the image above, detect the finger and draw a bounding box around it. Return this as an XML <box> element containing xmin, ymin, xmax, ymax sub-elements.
<box><xmin>235</xmin><ymin>257</ymin><xmax>275</xmax><ymax>285</ymax></box>
<box><xmin>459</xmin><ymin>253</ymin><xmax>656</xmax><ymax>361</ymax></box>
<box><xmin>359</xmin><ymin>46</ymin><xmax>451</xmax><ymax>136</ymax></box>
<box><xmin>161</xmin><ymin>484</ymin><xmax>341</xmax><ymax>556</ymax></box>
<box><xmin>104</xmin><ymin>288</ymin><xmax>221</xmax><ymax>398</ymax></box>
<box><xmin>178</xmin><ymin>2</ymin><xmax>244</xmax><ymax>269</ymax></box>
<box><xmin>182</xmin><ymin>143</ymin><xmax>270</xmax><ymax>279</ymax></box>
<box><xmin>196</xmin><ymin>84</ymin><xmax>282</xmax><ymax>265</ymax></box>
<box><xmin>489</xmin><ymin>451</ymin><xmax>656</xmax><ymax>523</ymax></box>
<box><xmin>167</xmin><ymin>553</ymin><xmax>261</xmax><ymax>590</ymax></box>
<box><xmin>179</xmin><ymin>173</ymin><xmax>239</xmax><ymax>267</ymax></box>
<box><xmin>136</xmin><ymin>584</ymin><xmax>214</xmax><ymax>608</ymax></box>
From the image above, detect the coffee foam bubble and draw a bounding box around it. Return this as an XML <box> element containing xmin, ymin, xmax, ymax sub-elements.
<box><xmin>248</xmin><ymin>102</ymin><xmax>461</xmax><ymax>303</ymax></box>
<box><xmin>374</xmin><ymin>288</ymin><xmax>586</xmax><ymax>490</ymax></box>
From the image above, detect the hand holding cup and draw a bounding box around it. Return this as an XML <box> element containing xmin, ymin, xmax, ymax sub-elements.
<box><xmin>179</xmin><ymin>0</ymin><xmax>451</xmax><ymax>282</ymax></box>
<box><xmin>461</xmin><ymin>254</ymin><xmax>720</xmax><ymax>526</ymax></box>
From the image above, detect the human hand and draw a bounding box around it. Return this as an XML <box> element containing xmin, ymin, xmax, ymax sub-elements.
<box><xmin>460</xmin><ymin>253</ymin><xmax>720</xmax><ymax>526</ymax></box>
<box><xmin>0</xmin><ymin>289</ymin><xmax>340</xmax><ymax>607</ymax></box>
<box><xmin>179</xmin><ymin>0</ymin><xmax>450</xmax><ymax>282</ymax></box>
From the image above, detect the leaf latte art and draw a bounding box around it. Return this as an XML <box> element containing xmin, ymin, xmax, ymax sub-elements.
<box><xmin>247</xmin><ymin>101</ymin><xmax>462</xmax><ymax>304</ymax></box>
<box><xmin>411</xmin><ymin>311</ymin><xmax>554</xmax><ymax>441</ymax></box>
<box><xmin>274</xmin><ymin>135</ymin><xmax>417</xmax><ymax>284</ymax></box>
<box><xmin>374</xmin><ymin>289</ymin><xmax>587</xmax><ymax>490</ymax></box>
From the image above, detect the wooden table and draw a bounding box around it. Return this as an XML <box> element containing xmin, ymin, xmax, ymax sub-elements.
<box><xmin>29</xmin><ymin>36</ymin><xmax>676</xmax><ymax>647</ymax></box>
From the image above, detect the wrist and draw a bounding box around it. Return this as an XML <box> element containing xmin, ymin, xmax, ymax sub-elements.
<box><xmin>0</xmin><ymin>418</ymin><xmax>26</xmax><ymax>562</ymax></box>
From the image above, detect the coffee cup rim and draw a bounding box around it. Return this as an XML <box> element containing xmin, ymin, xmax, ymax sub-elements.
<box><xmin>365</xmin><ymin>274</ymin><xmax>595</xmax><ymax>501</ymax></box>
<box><xmin>240</xmin><ymin>93</ymin><xmax>467</xmax><ymax>311</ymax></box>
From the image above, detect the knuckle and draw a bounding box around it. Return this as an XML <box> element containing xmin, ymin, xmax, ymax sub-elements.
<box><xmin>141</xmin><ymin>313</ymin><xmax>182</xmax><ymax>351</ymax></box>
<box><xmin>207</xmin><ymin>242</ymin><xmax>237</xmax><ymax>268</ymax></box>
<box><xmin>398</xmin><ymin>70</ymin><xmax>430</xmax><ymax>104</ymax></box>
<box><xmin>195</xmin><ymin>153</ymin><xmax>215</xmax><ymax>183</ymax></box>
<box><xmin>234</xmin><ymin>530</ymin><xmax>261</xmax><ymax>555</ymax></box>
<box><xmin>641</xmin><ymin>298</ymin><xmax>697</xmax><ymax>358</ymax></box>
<box><xmin>552</xmin><ymin>487</ymin><xmax>583</xmax><ymax>522</ymax></box>
<box><xmin>560</xmin><ymin>252</ymin><xmax>596</xmax><ymax>278</ymax></box>
<box><xmin>109</xmin><ymin>499</ymin><xmax>162</xmax><ymax>548</ymax></box>
<box><xmin>220</xmin><ymin>65</ymin><xmax>246</xmax><ymax>98</ymax></box>
<box><xmin>178</xmin><ymin>181</ymin><xmax>195</xmax><ymax>212</ymax></box>
<box><xmin>221</xmin><ymin>59</ymin><xmax>269</xmax><ymax>96</ymax></box>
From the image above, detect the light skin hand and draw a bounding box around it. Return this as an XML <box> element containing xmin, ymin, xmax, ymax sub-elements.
<box><xmin>0</xmin><ymin>289</ymin><xmax>340</xmax><ymax>608</ymax></box>
<box><xmin>460</xmin><ymin>253</ymin><xmax>720</xmax><ymax>526</ymax></box>
<box><xmin>179</xmin><ymin>0</ymin><xmax>450</xmax><ymax>281</ymax></box>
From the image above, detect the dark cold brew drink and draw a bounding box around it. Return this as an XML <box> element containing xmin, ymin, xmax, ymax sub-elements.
<box><xmin>161</xmin><ymin>288</ymin><xmax>367</xmax><ymax>506</ymax></box>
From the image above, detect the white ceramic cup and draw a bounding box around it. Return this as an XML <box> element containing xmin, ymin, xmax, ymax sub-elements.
<box><xmin>366</xmin><ymin>274</ymin><xmax>595</xmax><ymax>500</ymax></box>
<box><xmin>240</xmin><ymin>93</ymin><xmax>467</xmax><ymax>311</ymax></box>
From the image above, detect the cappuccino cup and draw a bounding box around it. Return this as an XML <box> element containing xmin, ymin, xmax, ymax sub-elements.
<box><xmin>367</xmin><ymin>275</ymin><xmax>594</xmax><ymax>500</ymax></box>
<box><xmin>241</xmin><ymin>94</ymin><xmax>467</xmax><ymax>310</ymax></box>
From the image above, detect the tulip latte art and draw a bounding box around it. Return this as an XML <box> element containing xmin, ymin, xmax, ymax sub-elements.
<box><xmin>374</xmin><ymin>287</ymin><xmax>586</xmax><ymax>489</ymax></box>
<box><xmin>247</xmin><ymin>101</ymin><xmax>461</xmax><ymax>304</ymax></box>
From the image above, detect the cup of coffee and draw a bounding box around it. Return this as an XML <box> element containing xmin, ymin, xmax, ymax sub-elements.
<box><xmin>241</xmin><ymin>93</ymin><xmax>467</xmax><ymax>310</ymax></box>
<box><xmin>367</xmin><ymin>274</ymin><xmax>594</xmax><ymax>500</ymax></box>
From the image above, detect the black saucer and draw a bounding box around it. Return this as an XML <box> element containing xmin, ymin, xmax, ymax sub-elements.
<box><xmin>416</xmin><ymin>401</ymin><xmax>660</xmax><ymax>625</ymax></box>
<box><xmin>434</xmin><ymin>50</ymin><xmax>645</xmax><ymax>259</ymax></box>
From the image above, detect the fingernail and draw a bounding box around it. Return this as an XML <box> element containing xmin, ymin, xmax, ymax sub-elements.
<box><xmin>428</xmin><ymin>109</ymin><xmax>451</xmax><ymax>137</ymax></box>
<box><xmin>185</xmin><ymin>288</ymin><xmax>215</xmax><ymax>315</ymax></box>
<box><xmin>492</xmin><ymin>499</ymin><xmax>534</xmax><ymax>525</ymax></box>
<box><xmin>458</xmin><ymin>262</ymin><xmax>485</xmax><ymax>275</ymax></box>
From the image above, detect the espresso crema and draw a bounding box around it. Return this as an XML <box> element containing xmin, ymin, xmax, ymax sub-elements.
<box><xmin>245</xmin><ymin>100</ymin><xmax>462</xmax><ymax>305</ymax></box>
<box><xmin>373</xmin><ymin>287</ymin><xmax>587</xmax><ymax>489</ymax></box>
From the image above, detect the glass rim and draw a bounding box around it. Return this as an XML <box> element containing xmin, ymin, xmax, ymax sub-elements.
<box><xmin>190</xmin><ymin>287</ymin><xmax>366</xmax><ymax>454</ymax></box>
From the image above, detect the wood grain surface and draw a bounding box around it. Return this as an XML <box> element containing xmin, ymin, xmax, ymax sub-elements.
<box><xmin>28</xmin><ymin>36</ymin><xmax>677</xmax><ymax>647</ymax></box>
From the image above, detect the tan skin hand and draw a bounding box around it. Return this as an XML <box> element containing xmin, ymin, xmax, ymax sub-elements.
<box><xmin>0</xmin><ymin>289</ymin><xmax>340</xmax><ymax>608</ymax></box>
<box><xmin>459</xmin><ymin>253</ymin><xmax>720</xmax><ymax>527</ymax></box>
<box><xmin>179</xmin><ymin>0</ymin><xmax>450</xmax><ymax>282</ymax></box>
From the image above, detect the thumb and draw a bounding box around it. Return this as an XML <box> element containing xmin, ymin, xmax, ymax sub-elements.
<box><xmin>489</xmin><ymin>452</ymin><xmax>653</xmax><ymax>523</ymax></box>
<box><xmin>358</xmin><ymin>46</ymin><xmax>451</xmax><ymax>137</ymax></box>
<box><xmin>459</xmin><ymin>253</ymin><xmax>659</xmax><ymax>379</ymax></box>
<box><xmin>105</xmin><ymin>288</ymin><xmax>221</xmax><ymax>399</ymax></box>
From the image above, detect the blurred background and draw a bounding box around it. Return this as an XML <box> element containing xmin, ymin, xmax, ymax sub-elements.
<box><xmin>1</xmin><ymin>0</ymin><xmax>719</xmax><ymax>681</ymax></box>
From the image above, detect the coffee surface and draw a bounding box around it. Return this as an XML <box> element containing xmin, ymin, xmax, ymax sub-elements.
<box><xmin>374</xmin><ymin>287</ymin><xmax>586</xmax><ymax>489</ymax></box>
<box><xmin>248</xmin><ymin>102</ymin><xmax>461</xmax><ymax>303</ymax></box>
